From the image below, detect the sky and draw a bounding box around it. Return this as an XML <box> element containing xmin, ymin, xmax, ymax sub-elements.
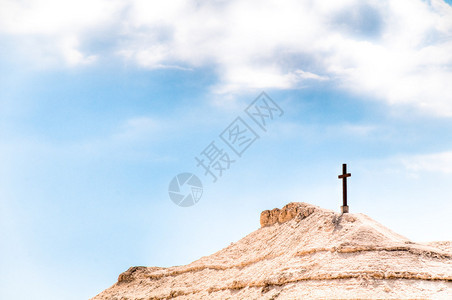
<box><xmin>1</xmin><ymin>0</ymin><xmax>452</xmax><ymax>299</ymax></box>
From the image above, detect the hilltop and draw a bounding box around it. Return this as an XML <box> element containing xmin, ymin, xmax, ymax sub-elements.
<box><xmin>92</xmin><ymin>202</ymin><xmax>452</xmax><ymax>299</ymax></box>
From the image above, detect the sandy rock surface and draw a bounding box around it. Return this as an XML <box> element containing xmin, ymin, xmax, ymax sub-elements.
<box><xmin>260</xmin><ymin>202</ymin><xmax>316</xmax><ymax>226</ymax></box>
<box><xmin>92</xmin><ymin>202</ymin><xmax>452</xmax><ymax>299</ymax></box>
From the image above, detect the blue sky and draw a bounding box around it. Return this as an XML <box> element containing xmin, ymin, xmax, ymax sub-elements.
<box><xmin>1</xmin><ymin>0</ymin><xmax>452</xmax><ymax>299</ymax></box>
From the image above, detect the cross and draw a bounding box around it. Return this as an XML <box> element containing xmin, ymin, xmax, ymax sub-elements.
<box><xmin>338</xmin><ymin>163</ymin><xmax>351</xmax><ymax>213</ymax></box>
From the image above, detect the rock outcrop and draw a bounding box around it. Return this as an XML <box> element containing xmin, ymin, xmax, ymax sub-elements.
<box><xmin>260</xmin><ymin>202</ymin><xmax>316</xmax><ymax>227</ymax></box>
<box><xmin>92</xmin><ymin>202</ymin><xmax>452</xmax><ymax>299</ymax></box>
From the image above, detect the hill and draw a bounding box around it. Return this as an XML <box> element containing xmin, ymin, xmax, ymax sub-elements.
<box><xmin>92</xmin><ymin>202</ymin><xmax>452</xmax><ymax>299</ymax></box>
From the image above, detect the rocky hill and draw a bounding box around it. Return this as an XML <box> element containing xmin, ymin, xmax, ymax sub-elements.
<box><xmin>92</xmin><ymin>202</ymin><xmax>452</xmax><ymax>299</ymax></box>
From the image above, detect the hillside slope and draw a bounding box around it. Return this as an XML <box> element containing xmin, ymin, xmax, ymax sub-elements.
<box><xmin>92</xmin><ymin>202</ymin><xmax>452</xmax><ymax>299</ymax></box>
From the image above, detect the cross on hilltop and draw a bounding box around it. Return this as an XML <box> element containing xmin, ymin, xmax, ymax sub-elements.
<box><xmin>338</xmin><ymin>163</ymin><xmax>351</xmax><ymax>214</ymax></box>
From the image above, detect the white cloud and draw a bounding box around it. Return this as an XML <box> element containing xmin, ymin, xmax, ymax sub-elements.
<box><xmin>0</xmin><ymin>116</ymin><xmax>171</xmax><ymax>165</ymax></box>
<box><xmin>0</xmin><ymin>0</ymin><xmax>120</xmax><ymax>35</ymax></box>
<box><xmin>294</xmin><ymin>70</ymin><xmax>329</xmax><ymax>81</ymax></box>
<box><xmin>402</xmin><ymin>151</ymin><xmax>452</xmax><ymax>174</ymax></box>
<box><xmin>2</xmin><ymin>0</ymin><xmax>452</xmax><ymax>114</ymax></box>
<box><xmin>59</xmin><ymin>36</ymin><xmax>97</xmax><ymax>66</ymax></box>
<box><xmin>112</xmin><ymin>116</ymin><xmax>161</xmax><ymax>141</ymax></box>
<box><xmin>0</xmin><ymin>0</ymin><xmax>123</xmax><ymax>67</ymax></box>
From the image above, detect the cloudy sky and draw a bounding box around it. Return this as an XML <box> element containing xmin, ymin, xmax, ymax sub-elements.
<box><xmin>1</xmin><ymin>0</ymin><xmax>452</xmax><ymax>299</ymax></box>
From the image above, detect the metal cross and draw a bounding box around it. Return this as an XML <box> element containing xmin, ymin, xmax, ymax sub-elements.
<box><xmin>338</xmin><ymin>163</ymin><xmax>351</xmax><ymax>213</ymax></box>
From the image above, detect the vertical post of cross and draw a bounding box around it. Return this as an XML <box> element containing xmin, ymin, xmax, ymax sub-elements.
<box><xmin>338</xmin><ymin>163</ymin><xmax>351</xmax><ymax>214</ymax></box>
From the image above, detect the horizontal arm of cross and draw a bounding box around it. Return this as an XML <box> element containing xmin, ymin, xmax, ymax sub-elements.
<box><xmin>338</xmin><ymin>173</ymin><xmax>351</xmax><ymax>179</ymax></box>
